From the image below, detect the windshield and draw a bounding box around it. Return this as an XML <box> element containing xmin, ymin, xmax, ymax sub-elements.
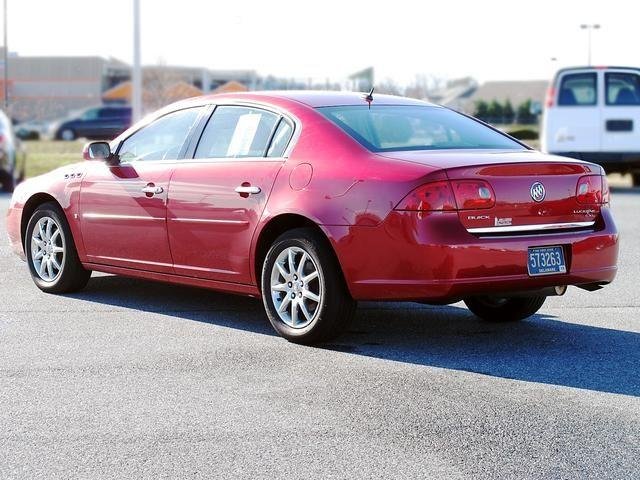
<box><xmin>318</xmin><ymin>105</ymin><xmax>524</xmax><ymax>152</ymax></box>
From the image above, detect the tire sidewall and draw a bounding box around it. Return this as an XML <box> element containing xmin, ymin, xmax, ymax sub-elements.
<box><xmin>262</xmin><ymin>235</ymin><xmax>329</xmax><ymax>341</ymax></box>
<box><xmin>25</xmin><ymin>205</ymin><xmax>69</xmax><ymax>291</ymax></box>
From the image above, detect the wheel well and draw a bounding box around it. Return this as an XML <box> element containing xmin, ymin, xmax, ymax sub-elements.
<box><xmin>21</xmin><ymin>193</ymin><xmax>60</xmax><ymax>249</ymax></box>
<box><xmin>253</xmin><ymin>214</ymin><xmax>342</xmax><ymax>291</ymax></box>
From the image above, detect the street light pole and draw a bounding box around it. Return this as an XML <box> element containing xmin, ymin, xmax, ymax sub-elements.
<box><xmin>132</xmin><ymin>0</ymin><xmax>142</xmax><ymax>122</ymax></box>
<box><xmin>3</xmin><ymin>0</ymin><xmax>8</xmax><ymax>109</ymax></box>
<box><xmin>580</xmin><ymin>24</ymin><xmax>601</xmax><ymax>66</ymax></box>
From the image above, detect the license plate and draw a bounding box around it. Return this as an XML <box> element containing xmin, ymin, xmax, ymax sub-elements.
<box><xmin>527</xmin><ymin>246</ymin><xmax>567</xmax><ymax>276</ymax></box>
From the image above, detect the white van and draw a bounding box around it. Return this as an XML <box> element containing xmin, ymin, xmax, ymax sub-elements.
<box><xmin>541</xmin><ymin>66</ymin><xmax>640</xmax><ymax>186</ymax></box>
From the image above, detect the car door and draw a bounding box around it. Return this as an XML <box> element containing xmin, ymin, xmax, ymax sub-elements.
<box><xmin>74</xmin><ymin>107</ymin><xmax>102</xmax><ymax>138</ymax></box>
<box><xmin>545</xmin><ymin>70</ymin><xmax>600</xmax><ymax>153</ymax></box>
<box><xmin>167</xmin><ymin>105</ymin><xmax>294</xmax><ymax>284</ymax></box>
<box><xmin>79</xmin><ymin>106</ymin><xmax>204</xmax><ymax>273</ymax></box>
<box><xmin>601</xmin><ymin>69</ymin><xmax>640</xmax><ymax>152</ymax></box>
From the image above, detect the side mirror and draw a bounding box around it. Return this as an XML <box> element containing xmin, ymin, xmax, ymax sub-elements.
<box><xmin>83</xmin><ymin>141</ymin><xmax>118</xmax><ymax>164</ymax></box>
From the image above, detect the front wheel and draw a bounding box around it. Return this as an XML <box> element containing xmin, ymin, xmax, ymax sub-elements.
<box><xmin>464</xmin><ymin>295</ymin><xmax>546</xmax><ymax>322</ymax></box>
<box><xmin>632</xmin><ymin>172</ymin><xmax>640</xmax><ymax>187</ymax></box>
<box><xmin>25</xmin><ymin>202</ymin><xmax>91</xmax><ymax>293</ymax></box>
<box><xmin>261</xmin><ymin>228</ymin><xmax>356</xmax><ymax>345</ymax></box>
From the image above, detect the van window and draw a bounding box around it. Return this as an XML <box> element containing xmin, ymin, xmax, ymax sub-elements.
<box><xmin>606</xmin><ymin>72</ymin><xmax>640</xmax><ymax>105</ymax></box>
<box><xmin>558</xmin><ymin>73</ymin><xmax>597</xmax><ymax>106</ymax></box>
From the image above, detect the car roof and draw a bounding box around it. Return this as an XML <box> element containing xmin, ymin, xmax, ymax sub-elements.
<box><xmin>200</xmin><ymin>90</ymin><xmax>437</xmax><ymax>108</ymax></box>
<box><xmin>553</xmin><ymin>66</ymin><xmax>640</xmax><ymax>77</ymax></box>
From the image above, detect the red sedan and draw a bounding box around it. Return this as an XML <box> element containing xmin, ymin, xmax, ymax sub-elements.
<box><xmin>6</xmin><ymin>91</ymin><xmax>619</xmax><ymax>344</ymax></box>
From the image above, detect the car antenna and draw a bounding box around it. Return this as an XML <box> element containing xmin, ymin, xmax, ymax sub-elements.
<box><xmin>364</xmin><ymin>86</ymin><xmax>374</xmax><ymax>109</ymax></box>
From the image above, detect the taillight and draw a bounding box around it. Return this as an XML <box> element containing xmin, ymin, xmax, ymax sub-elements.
<box><xmin>601</xmin><ymin>175</ymin><xmax>610</xmax><ymax>205</ymax></box>
<box><xmin>450</xmin><ymin>180</ymin><xmax>495</xmax><ymax>209</ymax></box>
<box><xmin>545</xmin><ymin>87</ymin><xmax>556</xmax><ymax>108</ymax></box>
<box><xmin>395</xmin><ymin>181</ymin><xmax>457</xmax><ymax>211</ymax></box>
<box><xmin>576</xmin><ymin>175</ymin><xmax>607</xmax><ymax>204</ymax></box>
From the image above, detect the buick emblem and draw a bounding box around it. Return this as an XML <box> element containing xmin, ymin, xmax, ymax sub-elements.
<box><xmin>530</xmin><ymin>182</ymin><xmax>546</xmax><ymax>202</ymax></box>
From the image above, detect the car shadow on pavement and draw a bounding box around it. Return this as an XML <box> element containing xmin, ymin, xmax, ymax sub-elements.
<box><xmin>70</xmin><ymin>274</ymin><xmax>639</xmax><ymax>398</ymax></box>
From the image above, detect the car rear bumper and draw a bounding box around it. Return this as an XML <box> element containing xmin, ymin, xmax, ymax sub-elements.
<box><xmin>327</xmin><ymin>208</ymin><xmax>619</xmax><ymax>301</ymax></box>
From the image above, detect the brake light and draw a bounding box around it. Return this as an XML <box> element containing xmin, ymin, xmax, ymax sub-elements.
<box><xmin>576</xmin><ymin>175</ymin><xmax>606</xmax><ymax>204</ymax></box>
<box><xmin>450</xmin><ymin>180</ymin><xmax>495</xmax><ymax>209</ymax></box>
<box><xmin>601</xmin><ymin>175</ymin><xmax>610</xmax><ymax>205</ymax></box>
<box><xmin>545</xmin><ymin>87</ymin><xmax>556</xmax><ymax>108</ymax></box>
<box><xmin>395</xmin><ymin>181</ymin><xmax>457</xmax><ymax>211</ymax></box>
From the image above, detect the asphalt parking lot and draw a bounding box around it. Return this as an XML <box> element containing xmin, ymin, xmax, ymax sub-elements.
<box><xmin>1</xmin><ymin>189</ymin><xmax>639</xmax><ymax>479</ymax></box>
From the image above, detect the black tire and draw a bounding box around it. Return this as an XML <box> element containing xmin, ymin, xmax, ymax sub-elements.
<box><xmin>632</xmin><ymin>172</ymin><xmax>640</xmax><ymax>187</ymax></box>
<box><xmin>1</xmin><ymin>170</ymin><xmax>15</xmax><ymax>192</ymax></box>
<box><xmin>464</xmin><ymin>295</ymin><xmax>546</xmax><ymax>322</ymax></box>
<box><xmin>25</xmin><ymin>202</ymin><xmax>91</xmax><ymax>293</ymax></box>
<box><xmin>261</xmin><ymin>228</ymin><xmax>356</xmax><ymax>345</ymax></box>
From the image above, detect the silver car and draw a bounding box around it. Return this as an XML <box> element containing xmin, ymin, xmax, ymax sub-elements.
<box><xmin>0</xmin><ymin>109</ymin><xmax>27</xmax><ymax>192</ymax></box>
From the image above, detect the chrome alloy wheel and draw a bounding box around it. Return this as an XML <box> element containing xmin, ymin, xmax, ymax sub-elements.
<box><xmin>30</xmin><ymin>216</ymin><xmax>65</xmax><ymax>282</ymax></box>
<box><xmin>270</xmin><ymin>246</ymin><xmax>322</xmax><ymax>328</ymax></box>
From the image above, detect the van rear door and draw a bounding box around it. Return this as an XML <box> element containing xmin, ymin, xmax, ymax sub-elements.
<box><xmin>600</xmin><ymin>69</ymin><xmax>640</xmax><ymax>153</ymax></box>
<box><xmin>543</xmin><ymin>69</ymin><xmax>600</xmax><ymax>154</ymax></box>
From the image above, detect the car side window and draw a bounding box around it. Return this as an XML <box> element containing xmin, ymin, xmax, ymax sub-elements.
<box><xmin>606</xmin><ymin>72</ymin><xmax>640</xmax><ymax>106</ymax></box>
<box><xmin>118</xmin><ymin>107</ymin><xmax>202</xmax><ymax>162</ymax></box>
<box><xmin>267</xmin><ymin>120</ymin><xmax>294</xmax><ymax>157</ymax></box>
<box><xmin>81</xmin><ymin>108</ymin><xmax>101</xmax><ymax>120</ymax></box>
<box><xmin>194</xmin><ymin>106</ymin><xmax>279</xmax><ymax>159</ymax></box>
<box><xmin>558</xmin><ymin>73</ymin><xmax>597</xmax><ymax>106</ymax></box>
<box><xmin>99</xmin><ymin>108</ymin><xmax>129</xmax><ymax>119</ymax></box>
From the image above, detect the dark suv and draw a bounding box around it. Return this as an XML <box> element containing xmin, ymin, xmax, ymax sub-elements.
<box><xmin>53</xmin><ymin>106</ymin><xmax>132</xmax><ymax>141</ymax></box>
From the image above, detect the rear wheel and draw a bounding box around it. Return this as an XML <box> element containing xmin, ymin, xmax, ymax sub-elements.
<box><xmin>464</xmin><ymin>295</ymin><xmax>546</xmax><ymax>322</ymax></box>
<box><xmin>60</xmin><ymin>128</ymin><xmax>76</xmax><ymax>141</ymax></box>
<box><xmin>261</xmin><ymin>228</ymin><xmax>356</xmax><ymax>345</ymax></box>
<box><xmin>25</xmin><ymin>202</ymin><xmax>91</xmax><ymax>293</ymax></box>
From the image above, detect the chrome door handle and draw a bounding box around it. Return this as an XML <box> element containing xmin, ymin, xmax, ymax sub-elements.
<box><xmin>142</xmin><ymin>185</ymin><xmax>164</xmax><ymax>195</ymax></box>
<box><xmin>234</xmin><ymin>185</ymin><xmax>261</xmax><ymax>195</ymax></box>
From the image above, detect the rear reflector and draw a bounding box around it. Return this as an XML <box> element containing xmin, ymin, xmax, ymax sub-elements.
<box><xmin>451</xmin><ymin>180</ymin><xmax>495</xmax><ymax>210</ymax></box>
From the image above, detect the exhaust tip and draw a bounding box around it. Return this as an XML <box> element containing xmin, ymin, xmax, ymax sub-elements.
<box><xmin>554</xmin><ymin>285</ymin><xmax>567</xmax><ymax>296</ymax></box>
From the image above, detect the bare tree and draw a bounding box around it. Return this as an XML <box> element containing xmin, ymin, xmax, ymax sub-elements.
<box><xmin>142</xmin><ymin>59</ymin><xmax>184</xmax><ymax>111</ymax></box>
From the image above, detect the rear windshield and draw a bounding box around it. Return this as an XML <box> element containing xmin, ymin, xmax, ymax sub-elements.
<box><xmin>318</xmin><ymin>105</ymin><xmax>523</xmax><ymax>152</ymax></box>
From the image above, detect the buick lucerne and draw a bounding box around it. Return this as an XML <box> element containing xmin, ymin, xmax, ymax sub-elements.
<box><xmin>6</xmin><ymin>91</ymin><xmax>619</xmax><ymax>344</ymax></box>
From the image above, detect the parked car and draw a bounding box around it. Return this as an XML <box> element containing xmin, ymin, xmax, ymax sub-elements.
<box><xmin>7</xmin><ymin>92</ymin><xmax>619</xmax><ymax>344</ymax></box>
<box><xmin>0</xmin><ymin>109</ymin><xmax>27</xmax><ymax>192</ymax></box>
<box><xmin>51</xmin><ymin>105</ymin><xmax>132</xmax><ymax>141</ymax></box>
<box><xmin>542</xmin><ymin>66</ymin><xmax>640</xmax><ymax>185</ymax></box>
<box><xmin>14</xmin><ymin>119</ymin><xmax>50</xmax><ymax>140</ymax></box>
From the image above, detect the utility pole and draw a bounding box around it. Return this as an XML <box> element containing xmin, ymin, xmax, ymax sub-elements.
<box><xmin>3</xmin><ymin>0</ymin><xmax>8</xmax><ymax>109</ymax></box>
<box><xmin>580</xmin><ymin>24</ymin><xmax>600</xmax><ymax>66</ymax></box>
<box><xmin>132</xmin><ymin>0</ymin><xmax>142</xmax><ymax>122</ymax></box>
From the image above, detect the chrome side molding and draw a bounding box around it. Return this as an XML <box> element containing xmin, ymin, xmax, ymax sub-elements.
<box><xmin>468</xmin><ymin>221</ymin><xmax>596</xmax><ymax>234</ymax></box>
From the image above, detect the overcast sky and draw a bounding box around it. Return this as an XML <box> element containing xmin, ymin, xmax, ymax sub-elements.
<box><xmin>4</xmin><ymin>0</ymin><xmax>639</xmax><ymax>85</ymax></box>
